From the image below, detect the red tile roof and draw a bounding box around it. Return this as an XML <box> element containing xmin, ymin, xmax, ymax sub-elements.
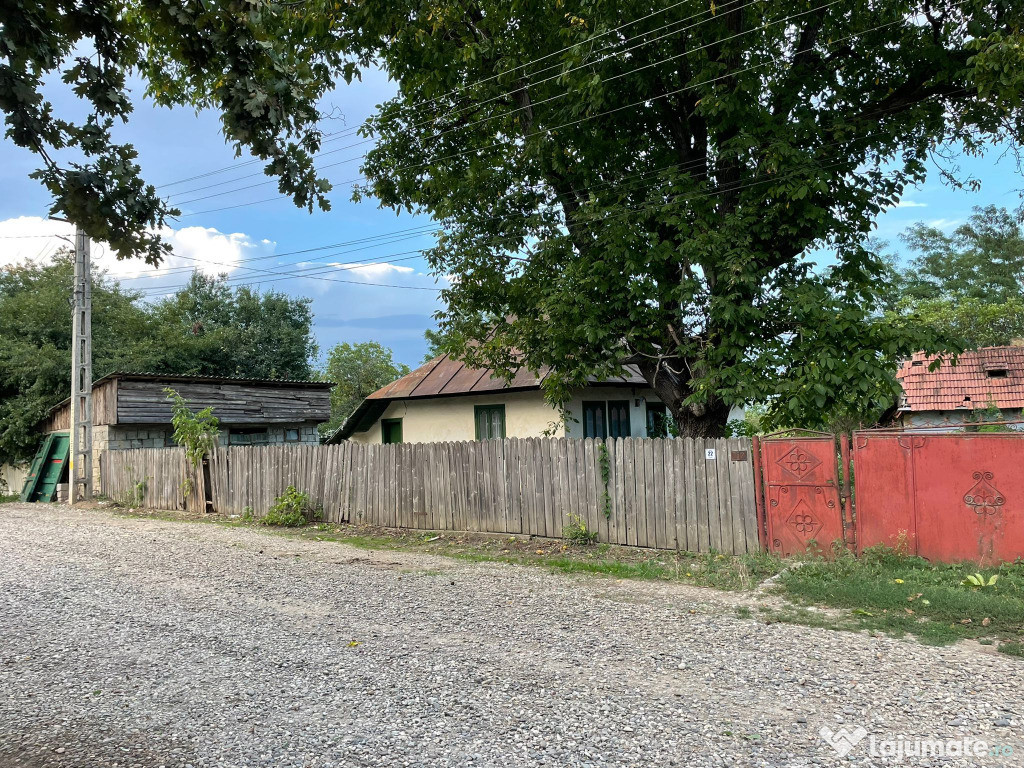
<box><xmin>366</xmin><ymin>355</ymin><xmax>647</xmax><ymax>401</ymax></box>
<box><xmin>897</xmin><ymin>347</ymin><xmax>1024</xmax><ymax>412</ymax></box>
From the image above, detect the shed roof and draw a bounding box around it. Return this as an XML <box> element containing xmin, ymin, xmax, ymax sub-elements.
<box><xmin>896</xmin><ymin>347</ymin><xmax>1024</xmax><ymax>412</ymax></box>
<box><xmin>47</xmin><ymin>371</ymin><xmax>333</xmax><ymax>414</ymax></box>
<box><xmin>331</xmin><ymin>355</ymin><xmax>647</xmax><ymax>441</ymax></box>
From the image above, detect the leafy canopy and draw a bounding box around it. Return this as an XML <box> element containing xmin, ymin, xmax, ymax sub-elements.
<box><xmin>320</xmin><ymin>341</ymin><xmax>410</xmax><ymax>436</ymax></box>
<box><xmin>0</xmin><ymin>0</ymin><xmax>349</xmax><ymax>262</ymax></box>
<box><xmin>333</xmin><ymin>0</ymin><xmax>1024</xmax><ymax>435</ymax></box>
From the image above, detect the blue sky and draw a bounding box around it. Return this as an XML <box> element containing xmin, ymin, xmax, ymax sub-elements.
<box><xmin>1</xmin><ymin>67</ymin><xmax>1022</xmax><ymax>369</ymax></box>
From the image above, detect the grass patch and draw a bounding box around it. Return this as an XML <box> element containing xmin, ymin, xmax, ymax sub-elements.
<box><xmin>767</xmin><ymin>545</ymin><xmax>1024</xmax><ymax>647</ymax></box>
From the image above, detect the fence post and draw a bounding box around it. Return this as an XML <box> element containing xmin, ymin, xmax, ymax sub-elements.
<box><xmin>751</xmin><ymin>436</ymin><xmax>766</xmax><ymax>550</ymax></box>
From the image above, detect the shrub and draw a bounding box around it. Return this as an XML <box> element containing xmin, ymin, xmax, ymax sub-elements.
<box><xmin>563</xmin><ymin>513</ymin><xmax>598</xmax><ymax>545</ymax></box>
<box><xmin>260</xmin><ymin>486</ymin><xmax>322</xmax><ymax>527</ymax></box>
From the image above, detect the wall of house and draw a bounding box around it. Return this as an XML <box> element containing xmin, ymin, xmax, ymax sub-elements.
<box><xmin>351</xmin><ymin>390</ymin><xmax>566</xmax><ymax>444</ymax></box>
<box><xmin>900</xmin><ymin>409</ymin><xmax>1024</xmax><ymax>431</ymax></box>
<box><xmin>349</xmin><ymin>388</ymin><xmax>741</xmax><ymax>443</ymax></box>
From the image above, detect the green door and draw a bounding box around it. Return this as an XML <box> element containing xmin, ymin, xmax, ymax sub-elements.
<box><xmin>21</xmin><ymin>433</ymin><xmax>70</xmax><ymax>503</ymax></box>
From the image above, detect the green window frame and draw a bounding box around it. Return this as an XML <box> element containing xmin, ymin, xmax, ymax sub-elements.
<box><xmin>607</xmin><ymin>400</ymin><xmax>631</xmax><ymax>438</ymax></box>
<box><xmin>381</xmin><ymin>418</ymin><xmax>403</xmax><ymax>444</ymax></box>
<box><xmin>474</xmin><ymin>405</ymin><xmax>506</xmax><ymax>440</ymax></box>
<box><xmin>582</xmin><ymin>401</ymin><xmax>607</xmax><ymax>439</ymax></box>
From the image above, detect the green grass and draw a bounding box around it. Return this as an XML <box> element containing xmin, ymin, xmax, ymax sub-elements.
<box><xmin>765</xmin><ymin>545</ymin><xmax>1024</xmax><ymax>649</ymax></box>
<box><xmin>0</xmin><ymin>494</ymin><xmax>20</xmax><ymax>504</ymax></box>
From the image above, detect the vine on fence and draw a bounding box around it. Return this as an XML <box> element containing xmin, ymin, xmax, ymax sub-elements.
<box><xmin>598</xmin><ymin>442</ymin><xmax>612</xmax><ymax>519</ymax></box>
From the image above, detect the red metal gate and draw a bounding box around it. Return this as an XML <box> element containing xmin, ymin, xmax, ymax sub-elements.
<box><xmin>853</xmin><ymin>431</ymin><xmax>1024</xmax><ymax>563</ymax></box>
<box><xmin>757</xmin><ymin>433</ymin><xmax>847</xmax><ymax>556</ymax></box>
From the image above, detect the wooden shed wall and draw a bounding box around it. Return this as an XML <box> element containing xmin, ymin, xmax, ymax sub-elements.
<box><xmin>43</xmin><ymin>379</ymin><xmax>118</xmax><ymax>433</ymax></box>
<box><xmin>116</xmin><ymin>379</ymin><xmax>331</xmax><ymax>425</ymax></box>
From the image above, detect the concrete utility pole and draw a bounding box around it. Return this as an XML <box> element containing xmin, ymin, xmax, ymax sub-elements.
<box><xmin>70</xmin><ymin>228</ymin><xmax>93</xmax><ymax>502</ymax></box>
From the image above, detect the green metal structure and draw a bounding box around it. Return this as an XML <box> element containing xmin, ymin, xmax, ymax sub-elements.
<box><xmin>20</xmin><ymin>432</ymin><xmax>70</xmax><ymax>503</ymax></box>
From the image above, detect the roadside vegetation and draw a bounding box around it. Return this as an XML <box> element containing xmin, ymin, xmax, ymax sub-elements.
<box><xmin>96</xmin><ymin>501</ymin><xmax>1024</xmax><ymax>655</ymax></box>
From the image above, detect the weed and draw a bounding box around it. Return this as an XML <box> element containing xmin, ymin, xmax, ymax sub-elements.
<box><xmin>563</xmin><ymin>513</ymin><xmax>598</xmax><ymax>545</ymax></box>
<box><xmin>259</xmin><ymin>486</ymin><xmax>322</xmax><ymax>527</ymax></box>
<box><xmin>998</xmin><ymin>641</ymin><xmax>1024</xmax><ymax>658</ymax></box>
<box><xmin>241</xmin><ymin>506</ymin><xmax>255</xmax><ymax>522</ymax></box>
<box><xmin>735</xmin><ymin>606</ymin><xmax>753</xmax><ymax>619</ymax></box>
<box><xmin>770</xmin><ymin>544</ymin><xmax>1024</xmax><ymax>646</ymax></box>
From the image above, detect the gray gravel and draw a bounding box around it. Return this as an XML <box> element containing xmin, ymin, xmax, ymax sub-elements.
<box><xmin>1</xmin><ymin>502</ymin><xmax>1021</xmax><ymax>768</ymax></box>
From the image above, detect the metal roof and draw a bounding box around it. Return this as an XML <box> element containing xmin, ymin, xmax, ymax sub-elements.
<box><xmin>329</xmin><ymin>355</ymin><xmax>648</xmax><ymax>441</ymax></box>
<box><xmin>897</xmin><ymin>347</ymin><xmax>1024</xmax><ymax>412</ymax></box>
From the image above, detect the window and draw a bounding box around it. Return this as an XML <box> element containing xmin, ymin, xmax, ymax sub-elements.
<box><xmin>229</xmin><ymin>428</ymin><xmax>269</xmax><ymax>446</ymax></box>
<box><xmin>608</xmin><ymin>400</ymin><xmax>631</xmax><ymax>438</ymax></box>
<box><xmin>474</xmin><ymin>405</ymin><xmax>506</xmax><ymax>440</ymax></box>
<box><xmin>582</xmin><ymin>401</ymin><xmax>607</xmax><ymax>439</ymax></box>
<box><xmin>646</xmin><ymin>402</ymin><xmax>670</xmax><ymax>438</ymax></box>
<box><xmin>381</xmin><ymin>418</ymin><xmax>403</xmax><ymax>444</ymax></box>
<box><xmin>987</xmin><ymin>369</ymin><xmax>1008</xmax><ymax>378</ymax></box>
<box><xmin>284</xmin><ymin>428</ymin><xmax>300</xmax><ymax>443</ymax></box>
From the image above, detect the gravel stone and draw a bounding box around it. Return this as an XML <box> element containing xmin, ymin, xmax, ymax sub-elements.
<box><xmin>1</xmin><ymin>503</ymin><xmax>1022</xmax><ymax>767</ymax></box>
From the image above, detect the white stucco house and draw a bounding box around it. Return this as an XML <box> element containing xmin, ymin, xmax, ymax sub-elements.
<box><xmin>329</xmin><ymin>355</ymin><xmax>742</xmax><ymax>444</ymax></box>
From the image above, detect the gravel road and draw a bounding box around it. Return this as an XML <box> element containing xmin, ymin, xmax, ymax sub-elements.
<box><xmin>1</xmin><ymin>502</ymin><xmax>1021</xmax><ymax>768</ymax></box>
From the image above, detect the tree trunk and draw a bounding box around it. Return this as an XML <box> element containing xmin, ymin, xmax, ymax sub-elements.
<box><xmin>636</xmin><ymin>359</ymin><xmax>731</xmax><ymax>438</ymax></box>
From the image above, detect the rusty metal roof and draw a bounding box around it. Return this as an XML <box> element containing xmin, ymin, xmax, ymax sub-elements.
<box><xmin>897</xmin><ymin>347</ymin><xmax>1024</xmax><ymax>412</ymax></box>
<box><xmin>365</xmin><ymin>355</ymin><xmax>646</xmax><ymax>400</ymax></box>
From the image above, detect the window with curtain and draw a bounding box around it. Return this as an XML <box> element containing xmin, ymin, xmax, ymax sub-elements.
<box><xmin>582</xmin><ymin>401</ymin><xmax>607</xmax><ymax>439</ymax></box>
<box><xmin>607</xmin><ymin>400</ymin><xmax>631</xmax><ymax>438</ymax></box>
<box><xmin>474</xmin><ymin>405</ymin><xmax>505</xmax><ymax>440</ymax></box>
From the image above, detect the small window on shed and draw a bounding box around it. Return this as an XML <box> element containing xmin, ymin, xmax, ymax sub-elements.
<box><xmin>229</xmin><ymin>428</ymin><xmax>269</xmax><ymax>446</ymax></box>
<box><xmin>284</xmin><ymin>428</ymin><xmax>300</xmax><ymax>442</ymax></box>
<box><xmin>987</xmin><ymin>368</ymin><xmax>1008</xmax><ymax>378</ymax></box>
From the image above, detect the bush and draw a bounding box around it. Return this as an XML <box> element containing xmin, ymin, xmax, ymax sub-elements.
<box><xmin>562</xmin><ymin>513</ymin><xmax>598</xmax><ymax>545</ymax></box>
<box><xmin>260</xmin><ymin>486</ymin><xmax>322</xmax><ymax>527</ymax></box>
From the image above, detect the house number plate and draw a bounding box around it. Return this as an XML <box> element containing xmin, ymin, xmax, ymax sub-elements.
<box><xmin>705</xmin><ymin>448</ymin><xmax>717</xmax><ymax>460</ymax></box>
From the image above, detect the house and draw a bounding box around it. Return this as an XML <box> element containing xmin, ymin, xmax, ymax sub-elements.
<box><xmin>38</xmin><ymin>372</ymin><xmax>333</xmax><ymax>493</ymax></box>
<box><xmin>895</xmin><ymin>346</ymin><xmax>1024</xmax><ymax>429</ymax></box>
<box><xmin>330</xmin><ymin>355</ymin><xmax>741</xmax><ymax>444</ymax></box>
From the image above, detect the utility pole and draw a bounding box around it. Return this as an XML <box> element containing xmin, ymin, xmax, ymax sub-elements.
<box><xmin>70</xmin><ymin>228</ymin><xmax>93</xmax><ymax>502</ymax></box>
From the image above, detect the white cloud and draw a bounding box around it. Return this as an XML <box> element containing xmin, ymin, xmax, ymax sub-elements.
<box><xmin>328</xmin><ymin>261</ymin><xmax>416</xmax><ymax>279</ymax></box>
<box><xmin>926</xmin><ymin>218</ymin><xmax>960</xmax><ymax>230</ymax></box>
<box><xmin>0</xmin><ymin>216</ymin><xmax>272</xmax><ymax>281</ymax></box>
<box><xmin>896</xmin><ymin>199</ymin><xmax>928</xmax><ymax>208</ymax></box>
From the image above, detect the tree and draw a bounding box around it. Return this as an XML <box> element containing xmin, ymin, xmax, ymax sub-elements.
<box><xmin>899</xmin><ymin>206</ymin><xmax>1024</xmax><ymax>303</ymax></box>
<box><xmin>902</xmin><ymin>297</ymin><xmax>1024</xmax><ymax>350</ymax></box>
<box><xmin>336</xmin><ymin>0</ymin><xmax>1023</xmax><ymax>436</ymax></box>
<box><xmin>147</xmin><ymin>272</ymin><xmax>317</xmax><ymax>380</ymax></box>
<box><xmin>1</xmin><ymin>0</ymin><xmax>347</xmax><ymax>262</ymax></box>
<box><xmin>320</xmin><ymin>342</ymin><xmax>410</xmax><ymax>436</ymax></box>
<box><xmin>0</xmin><ymin>261</ymin><xmax>319</xmax><ymax>466</ymax></box>
<box><xmin>0</xmin><ymin>254</ymin><xmax>156</xmax><ymax>465</ymax></box>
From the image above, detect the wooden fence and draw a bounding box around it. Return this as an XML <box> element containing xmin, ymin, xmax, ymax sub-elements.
<box><xmin>100</xmin><ymin>437</ymin><xmax>760</xmax><ymax>554</ymax></box>
<box><xmin>100</xmin><ymin>447</ymin><xmax>207</xmax><ymax>514</ymax></box>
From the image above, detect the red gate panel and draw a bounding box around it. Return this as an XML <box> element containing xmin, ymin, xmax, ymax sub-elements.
<box><xmin>760</xmin><ymin>436</ymin><xmax>844</xmax><ymax>556</ymax></box>
<box><xmin>853</xmin><ymin>432</ymin><xmax>1024</xmax><ymax>563</ymax></box>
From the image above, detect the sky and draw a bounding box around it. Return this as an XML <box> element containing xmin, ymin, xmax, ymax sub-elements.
<box><xmin>1</xmin><ymin>67</ymin><xmax>1023</xmax><ymax>370</ymax></box>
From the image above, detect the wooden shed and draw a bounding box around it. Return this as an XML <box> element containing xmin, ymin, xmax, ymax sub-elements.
<box><xmin>42</xmin><ymin>372</ymin><xmax>333</xmax><ymax>491</ymax></box>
